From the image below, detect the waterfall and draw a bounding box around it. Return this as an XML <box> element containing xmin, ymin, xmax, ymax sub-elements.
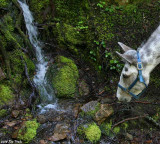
<box><xmin>18</xmin><ymin>0</ymin><xmax>57</xmax><ymax>112</ymax></box>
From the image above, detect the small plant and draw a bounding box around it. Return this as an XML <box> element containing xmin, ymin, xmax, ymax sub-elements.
<box><xmin>97</xmin><ymin>1</ymin><xmax>106</xmax><ymax>8</ymax></box>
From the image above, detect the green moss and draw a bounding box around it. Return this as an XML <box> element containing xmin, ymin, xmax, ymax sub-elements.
<box><xmin>0</xmin><ymin>85</ymin><xmax>13</xmax><ymax>106</ymax></box>
<box><xmin>78</xmin><ymin>123</ymin><xmax>101</xmax><ymax>143</ymax></box>
<box><xmin>10</xmin><ymin>49</ymin><xmax>35</xmax><ymax>86</ymax></box>
<box><xmin>101</xmin><ymin>120</ymin><xmax>120</xmax><ymax>137</ymax></box>
<box><xmin>17</xmin><ymin>120</ymin><xmax>40</xmax><ymax>143</ymax></box>
<box><xmin>0</xmin><ymin>109</ymin><xmax>7</xmax><ymax>117</ymax></box>
<box><xmin>53</xmin><ymin>56</ymin><xmax>79</xmax><ymax>98</ymax></box>
<box><xmin>56</xmin><ymin>23</ymin><xmax>81</xmax><ymax>55</ymax></box>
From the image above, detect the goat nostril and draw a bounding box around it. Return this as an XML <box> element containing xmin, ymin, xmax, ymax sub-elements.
<box><xmin>123</xmin><ymin>74</ymin><xmax>129</xmax><ymax>78</ymax></box>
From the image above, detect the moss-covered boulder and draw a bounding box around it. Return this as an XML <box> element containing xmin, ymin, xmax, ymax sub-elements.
<box><xmin>51</xmin><ymin>56</ymin><xmax>79</xmax><ymax>98</ymax></box>
<box><xmin>17</xmin><ymin>120</ymin><xmax>40</xmax><ymax>143</ymax></box>
<box><xmin>78</xmin><ymin>122</ymin><xmax>101</xmax><ymax>143</ymax></box>
<box><xmin>0</xmin><ymin>84</ymin><xmax>13</xmax><ymax>107</ymax></box>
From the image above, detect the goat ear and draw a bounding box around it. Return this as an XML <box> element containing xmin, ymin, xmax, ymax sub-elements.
<box><xmin>116</xmin><ymin>51</ymin><xmax>133</xmax><ymax>64</ymax></box>
<box><xmin>118</xmin><ymin>42</ymin><xmax>132</xmax><ymax>52</ymax></box>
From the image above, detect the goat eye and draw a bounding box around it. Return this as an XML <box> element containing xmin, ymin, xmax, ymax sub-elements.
<box><xmin>123</xmin><ymin>74</ymin><xmax>130</xmax><ymax>78</ymax></box>
<box><xmin>125</xmin><ymin>67</ymin><xmax>128</xmax><ymax>71</ymax></box>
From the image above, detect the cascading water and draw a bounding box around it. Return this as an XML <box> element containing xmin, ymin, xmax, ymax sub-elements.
<box><xmin>18</xmin><ymin>0</ymin><xmax>58</xmax><ymax>112</ymax></box>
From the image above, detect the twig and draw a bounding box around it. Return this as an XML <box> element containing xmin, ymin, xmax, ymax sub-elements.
<box><xmin>131</xmin><ymin>101</ymin><xmax>160</xmax><ymax>105</ymax></box>
<box><xmin>145</xmin><ymin>116</ymin><xmax>160</xmax><ymax>128</ymax></box>
<box><xmin>111</xmin><ymin>114</ymin><xmax>148</xmax><ymax>130</ymax></box>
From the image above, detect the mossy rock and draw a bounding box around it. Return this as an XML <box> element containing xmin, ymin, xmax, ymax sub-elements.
<box><xmin>77</xmin><ymin>122</ymin><xmax>101</xmax><ymax>143</ymax></box>
<box><xmin>17</xmin><ymin>120</ymin><xmax>40</xmax><ymax>143</ymax></box>
<box><xmin>51</xmin><ymin>56</ymin><xmax>79</xmax><ymax>98</ymax></box>
<box><xmin>80</xmin><ymin>101</ymin><xmax>100</xmax><ymax>118</ymax></box>
<box><xmin>0</xmin><ymin>84</ymin><xmax>13</xmax><ymax>107</ymax></box>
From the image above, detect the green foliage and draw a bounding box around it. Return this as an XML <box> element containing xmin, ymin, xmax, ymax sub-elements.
<box><xmin>52</xmin><ymin>56</ymin><xmax>79</xmax><ymax>98</ymax></box>
<box><xmin>30</xmin><ymin>0</ymin><xmax>50</xmax><ymax>23</ymax></box>
<box><xmin>17</xmin><ymin>120</ymin><xmax>40</xmax><ymax>143</ymax></box>
<box><xmin>0</xmin><ymin>0</ymin><xmax>9</xmax><ymax>8</ymax></box>
<box><xmin>0</xmin><ymin>109</ymin><xmax>7</xmax><ymax>117</ymax></box>
<box><xmin>0</xmin><ymin>85</ymin><xmax>13</xmax><ymax>106</ymax></box>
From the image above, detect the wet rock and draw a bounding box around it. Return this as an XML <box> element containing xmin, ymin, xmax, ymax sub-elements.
<box><xmin>11</xmin><ymin>110</ymin><xmax>20</xmax><ymax>118</ymax></box>
<box><xmin>48</xmin><ymin>123</ymin><xmax>70</xmax><ymax>142</ymax></box>
<box><xmin>79</xmin><ymin>80</ymin><xmax>89</xmax><ymax>96</ymax></box>
<box><xmin>80</xmin><ymin>101</ymin><xmax>100</xmax><ymax>115</ymax></box>
<box><xmin>37</xmin><ymin>115</ymin><xmax>46</xmax><ymax>124</ymax></box>
<box><xmin>0</xmin><ymin>67</ymin><xmax>5</xmax><ymax>81</ymax></box>
<box><xmin>94</xmin><ymin>104</ymin><xmax>114</xmax><ymax>124</ymax></box>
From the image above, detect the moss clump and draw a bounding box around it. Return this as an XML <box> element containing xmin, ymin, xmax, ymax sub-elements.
<box><xmin>17</xmin><ymin>120</ymin><xmax>40</xmax><ymax>143</ymax></box>
<box><xmin>78</xmin><ymin>123</ymin><xmax>101</xmax><ymax>143</ymax></box>
<box><xmin>0</xmin><ymin>109</ymin><xmax>7</xmax><ymax>117</ymax></box>
<box><xmin>100</xmin><ymin>120</ymin><xmax>120</xmax><ymax>137</ymax></box>
<box><xmin>53</xmin><ymin>56</ymin><xmax>79</xmax><ymax>98</ymax></box>
<box><xmin>0</xmin><ymin>85</ymin><xmax>13</xmax><ymax>106</ymax></box>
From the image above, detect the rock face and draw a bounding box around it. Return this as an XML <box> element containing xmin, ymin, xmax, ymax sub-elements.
<box><xmin>48</xmin><ymin>56</ymin><xmax>79</xmax><ymax>98</ymax></box>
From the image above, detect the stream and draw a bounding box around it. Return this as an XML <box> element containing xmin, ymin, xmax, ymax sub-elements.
<box><xmin>18</xmin><ymin>0</ymin><xmax>58</xmax><ymax>113</ymax></box>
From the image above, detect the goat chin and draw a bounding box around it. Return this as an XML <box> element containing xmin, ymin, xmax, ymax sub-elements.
<box><xmin>116</xmin><ymin>91</ymin><xmax>132</xmax><ymax>102</ymax></box>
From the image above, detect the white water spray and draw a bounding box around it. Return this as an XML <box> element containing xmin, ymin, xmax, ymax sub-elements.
<box><xmin>18</xmin><ymin>0</ymin><xmax>57</xmax><ymax>112</ymax></box>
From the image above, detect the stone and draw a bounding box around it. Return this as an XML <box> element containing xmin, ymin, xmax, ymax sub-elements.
<box><xmin>94</xmin><ymin>104</ymin><xmax>114</xmax><ymax>124</ymax></box>
<box><xmin>48</xmin><ymin>123</ymin><xmax>70</xmax><ymax>142</ymax></box>
<box><xmin>37</xmin><ymin>115</ymin><xmax>46</xmax><ymax>124</ymax></box>
<box><xmin>4</xmin><ymin>121</ymin><xmax>17</xmax><ymax>127</ymax></box>
<box><xmin>79</xmin><ymin>80</ymin><xmax>89</xmax><ymax>96</ymax></box>
<box><xmin>80</xmin><ymin>101</ymin><xmax>100</xmax><ymax>114</ymax></box>
<box><xmin>11</xmin><ymin>110</ymin><xmax>20</xmax><ymax>118</ymax></box>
